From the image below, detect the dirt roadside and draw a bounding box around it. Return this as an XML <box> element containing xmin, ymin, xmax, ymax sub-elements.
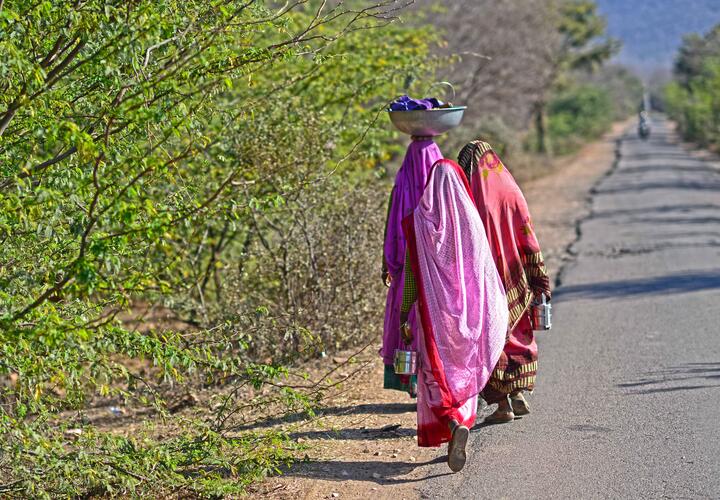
<box><xmin>249</xmin><ymin>121</ymin><xmax>631</xmax><ymax>500</ymax></box>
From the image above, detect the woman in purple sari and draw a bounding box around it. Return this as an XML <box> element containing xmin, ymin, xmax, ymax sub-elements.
<box><xmin>381</xmin><ymin>137</ymin><xmax>443</xmax><ymax>395</ymax></box>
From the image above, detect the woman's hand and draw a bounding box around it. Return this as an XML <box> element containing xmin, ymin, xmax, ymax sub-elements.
<box><xmin>382</xmin><ymin>269</ymin><xmax>392</xmax><ymax>288</ymax></box>
<box><xmin>400</xmin><ymin>321</ymin><xmax>413</xmax><ymax>345</ymax></box>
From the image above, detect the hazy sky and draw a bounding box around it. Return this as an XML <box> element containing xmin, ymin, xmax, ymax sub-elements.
<box><xmin>595</xmin><ymin>0</ymin><xmax>720</xmax><ymax>70</ymax></box>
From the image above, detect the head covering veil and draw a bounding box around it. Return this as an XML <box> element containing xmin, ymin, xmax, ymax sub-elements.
<box><xmin>382</xmin><ymin>140</ymin><xmax>443</xmax><ymax>364</ymax></box>
<box><xmin>458</xmin><ymin>141</ymin><xmax>551</xmax><ymax>330</ymax></box>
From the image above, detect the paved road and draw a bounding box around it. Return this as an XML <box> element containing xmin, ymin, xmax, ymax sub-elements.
<box><xmin>422</xmin><ymin>118</ymin><xmax>720</xmax><ymax>499</ymax></box>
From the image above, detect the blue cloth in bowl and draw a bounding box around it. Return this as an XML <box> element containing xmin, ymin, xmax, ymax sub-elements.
<box><xmin>390</xmin><ymin>95</ymin><xmax>443</xmax><ymax>111</ymax></box>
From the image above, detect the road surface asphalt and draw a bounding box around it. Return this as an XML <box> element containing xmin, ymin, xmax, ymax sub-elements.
<box><xmin>422</xmin><ymin>118</ymin><xmax>720</xmax><ymax>499</ymax></box>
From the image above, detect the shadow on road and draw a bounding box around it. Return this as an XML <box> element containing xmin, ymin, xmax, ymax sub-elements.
<box><xmin>554</xmin><ymin>270</ymin><xmax>720</xmax><ymax>301</ymax></box>
<box><xmin>625</xmin><ymin>215</ymin><xmax>720</xmax><ymax>225</ymax></box>
<box><xmin>278</xmin><ymin>456</ymin><xmax>451</xmax><ymax>484</ymax></box>
<box><xmin>658</xmin><ymin>231</ymin><xmax>720</xmax><ymax>240</ymax></box>
<box><xmin>617</xmin><ymin>164</ymin><xmax>720</xmax><ymax>176</ymax></box>
<box><xmin>231</xmin><ymin>402</ymin><xmax>417</xmax><ymax>431</ymax></box>
<box><xmin>287</xmin><ymin>425</ymin><xmax>416</xmax><ymax>441</ymax></box>
<box><xmin>591</xmin><ymin>203</ymin><xmax>720</xmax><ymax>220</ymax></box>
<box><xmin>627</xmin><ymin>384</ymin><xmax>720</xmax><ymax>395</ymax></box>
<box><xmin>621</xmin><ymin>152</ymin><xmax>704</xmax><ymax>162</ymax></box>
<box><xmin>594</xmin><ymin>180</ymin><xmax>720</xmax><ymax>195</ymax></box>
<box><xmin>617</xmin><ymin>363</ymin><xmax>720</xmax><ymax>395</ymax></box>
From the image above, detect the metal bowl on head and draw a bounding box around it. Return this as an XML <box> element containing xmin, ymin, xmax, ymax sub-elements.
<box><xmin>387</xmin><ymin>106</ymin><xmax>467</xmax><ymax>137</ymax></box>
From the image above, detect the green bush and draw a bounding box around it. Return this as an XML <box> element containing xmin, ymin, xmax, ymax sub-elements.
<box><xmin>665</xmin><ymin>24</ymin><xmax>720</xmax><ymax>147</ymax></box>
<box><xmin>666</xmin><ymin>60</ymin><xmax>720</xmax><ymax>147</ymax></box>
<box><xmin>547</xmin><ymin>84</ymin><xmax>614</xmax><ymax>154</ymax></box>
<box><xmin>0</xmin><ymin>1</ymin><xmax>438</xmax><ymax>496</ymax></box>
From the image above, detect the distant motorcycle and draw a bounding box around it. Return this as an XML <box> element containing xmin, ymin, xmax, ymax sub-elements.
<box><xmin>638</xmin><ymin>119</ymin><xmax>651</xmax><ymax>140</ymax></box>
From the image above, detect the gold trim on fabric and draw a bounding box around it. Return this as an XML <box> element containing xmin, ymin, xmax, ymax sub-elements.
<box><xmin>526</xmin><ymin>265</ymin><xmax>548</xmax><ymax>278</ymax></box>
<box><xmin>466</xmin><ymin>142</ymin><xmax>492</xmax><ymax>172</ymax></box>
<box><xmin>505</xmin><ymin>272</ymin><xmax>529</xmax><ymax>304</ymax></box>
<box><xmin>522</xmin><ymin>251</ymin><xmax>545</xmax><ymax>265</ymax></box>
<box><xmin>470</xmin><ymin>140</ymin><xmax>493</xmax><ymax>156</ymax></box>
<box><xmin>488</xmin><ymin>375</ymin><xmax>536</xmax><ymax>393</ymax></box>
<box><xmin>508</xmin><ymin>290</ymin><xmax>533</xmax><ymax>328</ymax></box>
<box><xmin>466</xmin><ymin>141</ymin><xmax>502</xmax><ymax>180</ymax></box>
<box><xmin>492</xmin><ymin>361</ymin><xmax>538</xmax><ymax>380</ymax></box>
<box><xmin>506</xmin><ymin>283</ymin><xmax>521</xmax><ymax>303</ymax></box>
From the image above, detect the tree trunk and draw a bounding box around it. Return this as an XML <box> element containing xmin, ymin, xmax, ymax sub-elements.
<box><xmin>534</xmin><ymin>100</ymin><xmax>549</xmax><ymax>154</ymax></box>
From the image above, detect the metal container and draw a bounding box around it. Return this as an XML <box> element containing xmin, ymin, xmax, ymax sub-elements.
<box><xmin>393</xmin><ymin>349</ymin><xmax>417</xmax><ymax>375</ymax></box>
<box><xmin>531</xmin><ymin>294</ymin><xmax>552</xmax><ymax>331</ymax></box>
<box><xmin>387</xmin><ymin>106</ymin><xmax>467</xmax><ymax>137</ymax></box>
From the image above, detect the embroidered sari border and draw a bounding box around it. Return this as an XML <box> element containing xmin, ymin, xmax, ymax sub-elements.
<box><xmin>522</xmin><ymin>251</ymin><xmax>545</xmax><ymax>265</ymax></box>
<box><xmin>487</xmin><ymin>375</ymin><xmax>536</xmax><ymax>393</ymax></box>
<box><xmin>491</xmin><ymin>361</ymin><xmax>538</xmax><ymax>380</ymax></box>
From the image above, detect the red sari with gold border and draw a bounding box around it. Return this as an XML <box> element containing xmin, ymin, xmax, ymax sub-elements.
<box><xmin>458</xmin><ymin>142</ymin><xmax>552</xmax><ymax>403</ymax></box>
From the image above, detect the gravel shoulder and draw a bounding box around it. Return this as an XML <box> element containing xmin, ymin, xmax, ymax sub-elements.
<box><xmin>252</xmin><ymin>121</ymin><xmax>630</xmax><ymax>500</ymax></box>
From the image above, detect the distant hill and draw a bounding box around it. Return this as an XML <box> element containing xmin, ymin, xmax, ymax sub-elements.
<box><xmin>596</xmin><ymin>0</ymin><xmax>720</xmax><ymax>70</ymax></box>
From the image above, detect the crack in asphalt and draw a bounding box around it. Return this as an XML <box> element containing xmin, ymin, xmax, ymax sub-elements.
<box><xmin>555</xmin><ymin>137</ymin><xmax>623</xmax><ymax>288</ymax></box>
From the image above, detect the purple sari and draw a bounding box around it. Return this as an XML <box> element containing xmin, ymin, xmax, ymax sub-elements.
<box><xmin>382</xmin><ymin>139</ymin><xmax>443</xmax><ymax>367</ymax></box>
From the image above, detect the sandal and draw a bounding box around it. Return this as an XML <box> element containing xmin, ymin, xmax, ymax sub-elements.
<box><xmin>511</xmin><ymin>393</ymin><xmax>530</xmax><ymax>416</ymax></box>
<box><xmin>483</xmin><ymin>408</ymin><xmax>515</xmax><ymax>424</ymax></box>
<box><xmin>447</xmin><ymin>424</ymin><xmax>469</xmax><ymax>472</ymax></box>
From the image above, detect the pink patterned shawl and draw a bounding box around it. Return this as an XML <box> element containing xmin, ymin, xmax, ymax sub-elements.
<box><xmin>403</xmin><ymin>160</ymin><xmax>508</xmax><ymax>446</ymax></box>
<box><xmin>381</xmin><ymin>140</ymin><xmax>443</xmax><ymax>364</ymax></box>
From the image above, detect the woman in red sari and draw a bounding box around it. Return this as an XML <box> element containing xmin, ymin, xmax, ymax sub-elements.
<box><xmin>400</xmin><ymin>159</ymin><xmax>508</xmax><ymax>471</ymax></box>
<box><xmin>458</xmin><ymin>141</ymin><xmax>552</xmax><ymax>423</ymax></box>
